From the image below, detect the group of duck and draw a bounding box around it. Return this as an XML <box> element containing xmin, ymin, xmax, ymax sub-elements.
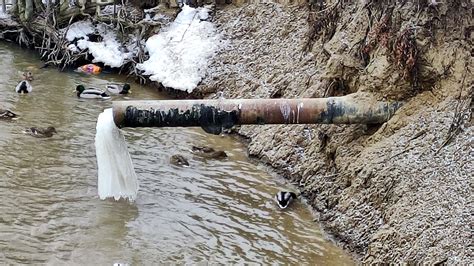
<box><xmin>3</xmin><ymin>64</ymin><xmax>131</xmax><ymax>138</ymax></box>
<box><xmin>75</xmin><ymin>83</ymin><xmax>131</xmax><ymax>99</ymax></box>
<box><xmin>15</xmin><ymin>70</ymin><xmax>131</xmax><ymax>100</ymax></box>
<box><xmin>1</xmin><ymin>72</ymin><xmax>55</xmax><ymax>137</ymax></box>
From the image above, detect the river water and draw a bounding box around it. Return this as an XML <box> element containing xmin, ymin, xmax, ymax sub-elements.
<box><xmin>0</xmin><ymin>42</ymin><xmax>353</xmax><ymax>264</ymax></box>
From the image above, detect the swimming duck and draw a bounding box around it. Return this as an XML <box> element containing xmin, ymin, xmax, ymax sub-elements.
<box><xmin>275</xmin><ymin>191</ymin><xmax>297</xmax><ymax>209</ymax></box>
<box><xmin>107</xmin><ymin>83</ymin><xmax>131</xmax><ymax>94</ymax></box>
<box><xmin>23</xmin><ymin>126</ymin><xmax>57</xmax><ymax>138</ymax></box>
<box><xmin>192</xmin><ymin>145</ymin><xmax>228</xmax><ymax>159</ymax></box>
<box><xmin>15</xmin><ymin>80</ymin><xmax>33</xmax><ymax>94</ymax></box>
<box><xmin>0</xmin><ymin>109</ymin><xmax>17</xmax><ymax>120</ymax></box>
<box><xmin>75</xmin><ymin>85</ymin><xmax>111</xmax><ymax>99</ymax></box>
<box><xmin>22</xmin><ymin>71</ymin><xmax>34</xmax><ymax>81</ymax></box>
<box><xmin>170</xmin><ymin>154</ymin><xmax>189</xmax><ymax>166</ymax></box>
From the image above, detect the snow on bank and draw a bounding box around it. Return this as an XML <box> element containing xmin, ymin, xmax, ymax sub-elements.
<box><xmin>58</xmin><ymin>5</ymin><xmax>218</xmax><ymax>86</ymax></box>
<box><xmin>63</xmin><ymin>20</ymin><xmax>137</xmax><ymax>68</ymax></box>
<box><xmin>76</xmin><ymin>24</ymin><xmax>132</xmax><ymax>68</ymax></box>
<box><xmin>137</xmin><ymin>5</ymin><xmax>220</xmax><ymax>93</ymax></box>
<box><xmin>65</xmin><ymin>20</ymin><xmax>95</xmax><ymax>41</ymax></box>
<box><xmin>0</xmin><ymin>9</ymin><xmax>10</xmax><ymax>19</ymax></box>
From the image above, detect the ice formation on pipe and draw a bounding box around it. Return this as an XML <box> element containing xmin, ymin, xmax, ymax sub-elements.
<box><xmin>95</xmin><ymin>108</ymin><xmax>138</xmax><ymax>201</ymax></box>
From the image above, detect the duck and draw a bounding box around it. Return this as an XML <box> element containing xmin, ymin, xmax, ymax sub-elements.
<box><xmin>23</xmin><ymin>126</ymin><xmax>57</xmax><ymax>138</ymax></box>
<box><xmin>107</xmin><ymin>83</ymin><xmax>131</xmax><ymax>94</ymax></box>
<box><xmin>275</xmin><ymin>191</ymin><xmax>298</xmax><ymax>209</ymax></box>
<box><xmin>0</xmin><ymin>109</ymin><xmax>17</xmax><ymax>120</ymax></box>
<box><xmin>22</xmin><ymin>71</ymin><xmax>34</xmax><ymax>81</ymax></box>
<box><xmin>15</xmin><ymin>80</ymin><xmax>33</xmax><ymax>94</ymax></box>
<box><xmin>191</xmin><ymin>145</ymin><xmax>228</xmax><ymax>159</ymax></box>
<box><xmin>170</xmin><ymin>154</ymin><xmax>189</xmax><ymax>166</ymax></box>
<box><xmin>75</xmin><ymin>85</ymin><xmax>111</xmax><ymax>99</ymax></box>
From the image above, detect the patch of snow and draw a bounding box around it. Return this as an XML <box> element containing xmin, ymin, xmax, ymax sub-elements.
<box><xmin>137</xmin><ymin>5</ymin><xmax>220</xmax><ymax>93</ymax></box>
<box><xmin>198</xmin><ymin>7</ymin><xmax>210</xmax><ymax>20</ymax></box>
<box><xmin>67</xmin><ymin>44</ymin><xmax>79</xmax><ymax>53</ymax></box>
<box><xmin>77</xmin><ymin>24</ymin><xmax>132</xmax><ymax>68</ymax></box>
<box><xmin>63</xmin><ymin>21</ymin><xmax>135</xmax><ymax>68</ymax></box>
<box><xmin>43</xmin><ymin>0</ymin><xmax>72</xmax><ymax>7</ymax></box>
<box><xmin>0</xmin><ymin>9</ymin><xmax>10</xmax><ymax>19</ymax></box>
<box><xmin>42</xmin><ymin>0</ymin><xmax>58</xmax><ymax>4</ymax></box>
<box><xmin>65</xmin><ymin>20</ymin><xmax>95</xmax><ymax>42</ymax></box>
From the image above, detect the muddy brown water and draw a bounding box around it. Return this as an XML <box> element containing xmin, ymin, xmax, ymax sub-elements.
<box><xmin>0</xmin><ymin>42</ymin><xmax>353</xmax><ymax>264</ymax></box>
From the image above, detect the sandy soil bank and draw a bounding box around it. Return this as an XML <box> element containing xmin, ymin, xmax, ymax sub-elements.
<box><xmin>196</xmin><ymin>1</ymin><xmax>473</xmax><ymax>263</ymax></box>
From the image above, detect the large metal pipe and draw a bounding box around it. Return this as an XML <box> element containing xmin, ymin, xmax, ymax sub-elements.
<box><xmin>112</xmin><ymin>94</ymin><xmax>403</xmax><ymax>135</ymax></box>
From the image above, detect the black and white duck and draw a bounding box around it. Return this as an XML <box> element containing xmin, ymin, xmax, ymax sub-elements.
<box><xmin>23</xmin><ymin>126</ymin><xmax>57</xmax><ymax>138</ymax></box>
<box><xmin>75</xmin><ymin>85</ymin><xmax>111</xmax><ymax>99</ymax></box>
<box><xmin>15</xmin><ymin>80</ymin><xmax>33</xmax><ymax>94</ymax></box>
<box><xmin>275</xmin><ymin>191</ymin><xmax>298</xmax><ymax>209</ymax></box>
<box><xmin>192</xmin><ymin>145</ymin><xmax>227</xmax><ymax>159</ymax></box>
<box><xmin>0</xmin><ymin>109</ymin><xmax>17</xmax><ymax>120</ymax></box>
<box><xmin>107</xmin><ymin>83</ymin><xmax>131</xmax><ymax>94</ymax></box>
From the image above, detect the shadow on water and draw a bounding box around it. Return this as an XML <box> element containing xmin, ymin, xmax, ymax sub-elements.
<box><xmin>0</xmin><ymin>41</ymin><xmax>354</xmax><ymax>264</ymax></box>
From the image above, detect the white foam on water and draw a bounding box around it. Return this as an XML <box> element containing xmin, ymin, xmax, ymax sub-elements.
<box><xmin>95</xmin><ymin>108</ymin><xmax>138</xmax><ymax>201</ymax></box>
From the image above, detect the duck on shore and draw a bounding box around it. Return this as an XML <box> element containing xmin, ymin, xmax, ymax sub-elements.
<box><xmin>107</xmin><ymin>83</ymin><xmax>131</xmax><ymax>94</ymax></box>
<box><xmin>275</xmin><ymin>191</ymin><xmax>298</xmax><ymax>209</ymax></box>
<box><xmin>192</xmin><ymin>145</ymin><xmax>227</xmax><ymax>159</ymax></box>
<box><xmin>23</xmin><ymin>126</ymin><xmax>57</xmax><ymax>138</ymax></box>
<box><xmin>15</xmin><ymin>80</ymin><xmax>33</xmax><ymax>94</ymax></box>
<box><xmin>75</xmin><ymin>85</ymin><xmax>111</xmax><ymax>99</ymax></box>
<box><xmin>0</xmin><ymin>109</ymin><xmax>17</xmax><ymax>120</ymax></box>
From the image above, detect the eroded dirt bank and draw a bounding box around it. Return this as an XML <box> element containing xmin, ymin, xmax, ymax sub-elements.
<box><xmin>196</xmin><ymin>1</ymin><xmax>473</xmax><ymax>263</ymax></box>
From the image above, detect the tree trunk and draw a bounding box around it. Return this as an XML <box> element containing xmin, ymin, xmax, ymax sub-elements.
<box><xmin>46</xmin><ymin>0</ymin><xmax>51</xmax><ymax>14</ymax></box>
<box><xmin>18</xmin><ymin>0</ymin><xmax>25</xmax><ymax>22</ymax></box>
<box><xmin>33</xmin><ymin>0</ymin><xmax>43</xmax><ymax>12</ymax></box>
<box><xmin>1</xmin><ymin>0</ymin><xmax>6</xmax><ymax>13</ymax></box>
<box><xmin>59</xmin><ymin>0</ymin><xmax>69</xmax><ymax>14</ymax></box>
<box><xmin>25</xmin><ymin>0</ymin><xmax>33</xmax><ymax>21</ymax></box>
<box><xmin>10</xmin><ymin>0</ymin><xmax>17</xmax><ymax>14</ymax></box>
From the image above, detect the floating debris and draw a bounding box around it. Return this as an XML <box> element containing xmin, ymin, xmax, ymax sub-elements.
<box><xmin>76</xmin><ymin>64</ymin><xmax>102</xmax><ymax>74</ymax></box>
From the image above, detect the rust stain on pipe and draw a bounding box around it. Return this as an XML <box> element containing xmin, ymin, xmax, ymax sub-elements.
<box><xmin>112</xmin><ymin>95</ymin><xmax>403</xmax><ymax>135</ymax></box>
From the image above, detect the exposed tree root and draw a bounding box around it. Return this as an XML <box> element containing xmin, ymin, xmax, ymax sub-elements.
<box><xmin>0</xmin><ymin>1</ymin><xmax>174</xmax><ymax>79</ymax></box>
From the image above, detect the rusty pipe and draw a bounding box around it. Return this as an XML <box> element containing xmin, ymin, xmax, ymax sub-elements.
<box><xmin>112</xmin><ymin>94</ymin><xmax>403</xmax><ymax>135</ymax></box>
